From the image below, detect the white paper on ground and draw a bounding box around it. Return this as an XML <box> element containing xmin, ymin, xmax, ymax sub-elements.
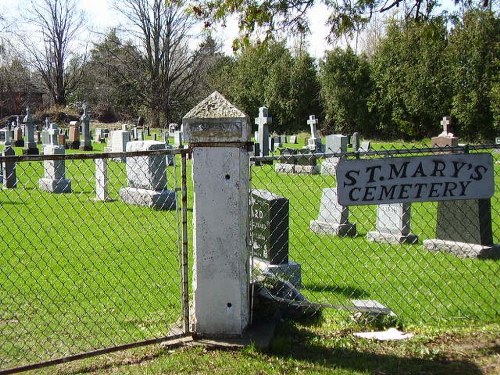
<box><xmin>353</xmin><ymin>328</ymin><xmax>414</xmax><ymax>341</ymax></box>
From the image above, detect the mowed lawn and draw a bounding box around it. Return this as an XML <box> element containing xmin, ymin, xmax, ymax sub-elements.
<box><xmin>1</xmin><ymin>138</ymin><xmax>499</xmax><ymax>372</ymax></box>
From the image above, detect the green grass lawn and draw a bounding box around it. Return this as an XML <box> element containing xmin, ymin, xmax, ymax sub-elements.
<box><xmin>1</xmin><ymin>137</ymin><xmax>499</xmax><ymax>372</ymax></box>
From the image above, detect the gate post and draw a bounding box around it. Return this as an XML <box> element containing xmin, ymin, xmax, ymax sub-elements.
<box><xmin>183</xmin><ymin>92</ymin><xmax>251</xmax><ymax>336</ymax></box>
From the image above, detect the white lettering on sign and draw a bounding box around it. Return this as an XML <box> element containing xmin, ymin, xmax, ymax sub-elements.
<box><xmin>336</xmin><ymin>153</ymin><xmax>494</xmax><ymax>206</ymax></box>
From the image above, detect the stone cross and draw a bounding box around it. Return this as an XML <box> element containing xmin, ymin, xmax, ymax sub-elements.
<box><xmin>48</xmin><ymin>123</ymin><xmax>59</xmax><ymax>145</ymax></box>
<box><xmin>307</xmin><ymin>115</ymin><xmax>319</xmax><ymax>139</ymax></box>
<box><xmin>255</xmin><ymin>107</ymin><xmax>271</xmax><ymax>158</ymax></box>
<box><xmin>45</xmin><ymin>117</ymin><xmax>50</xmax><ymax>129</ymax></box>
<box><xmin>80</xmin><ymin>103</ymin><xmax>93</xmax><ymax>150</ymax></box>
<box><xmin>440</xmin><ymin>116</ymin><xmax>453</xmax><ymax>136</ymax></box>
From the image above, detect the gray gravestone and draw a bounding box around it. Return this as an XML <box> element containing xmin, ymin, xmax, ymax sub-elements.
<box><xmin>250</xmin><ymin>190</ymin><xmax>289</xmax><ymax>264</ymax></box>
<box><xmin>2</xmin><ymin>146</ymin><xmax>16</xmax><ymax>189</ymax></box>
<box><xmin>367</xmin><ymin>203</ymin><xmax>418</xmax><ymax>244</ymax></box>
<box><xmin>310</xmin><ymin>188</ymin><xmax>356</xmax><ymax>236</ymax></box>
<box><xmin>119</xmin><ymin>140</ymin><xmax>176</xmax><ymax>210</ymax></box>
<box><xmin>359</xmin><ymin>140</ymin><xmax>371</xmax><ymax>152</ymax></box>
<box><xmin>255</xmin><ymin>107</ymin><xmax>271</xmax><ymax>158</ymax></box>
<box><xmin>173</xmin><ymin>130</ymin><xmax>182</xmax><ymax>147</ymax></box>
<box><xmin>351</xmin><ymin>132</ymin><xmax>360</xmax><ymax>151</ymax></box>
<box><xmin>13</xmin><ymin>126</ymin><xmax>24</xmax><ymax>147</ymax></box>
<box><xmin>321</xmin><ymin>134</ymin><xmax>348</xmax><ymax>175</ymax></box>
<box><xmin>68</xmin><ymin>125</ymin><xmax>80</xmax><ymax>149</ymax></box>
<box><xmin>110</xmin><ymin>130</ymin><xmax>130</xmax><ymax>161</ymax></box>
<box><xmin>22</xmin><ymin>107</ymin><xmax>39</xmax><ymax>155</ymax></box>
<box><xmin>39</xmin><ymin>143</ymin><xmax>71</xmax><ymax>193</ymax></box>
<box><xmin>289</xmin><ymin>135</ymin><xmax>297</xmax><ymax>144</ymax></box>
<box><xmin>79</xmin><ymin>103</ymin><xmax>93</xmax><ymax>151</ymax></box>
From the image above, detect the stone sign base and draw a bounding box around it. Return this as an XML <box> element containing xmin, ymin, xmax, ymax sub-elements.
<box><xmin>367</xmin><ymin>231</ymin><xmax>418</xmax><ymax>244</ymax></box>
<box><xmin>320</xmin><ymin>159</ymin><xmax>340</xmax><ymax>176</ymax></box>
<box><xmin>39</xmin><ymin>178</ymin><xmax>72</xmax><ymax>193</ymax></box>
<box><xmin>423</xmin><ymin>239</ymin><xmax>500</xmax><ymax>259</ymax></box>
<box><xmin>22</xmin><ymin>148</ymin><xmax>39</xmax><ymax>155</ymax></box>
<box><xmin>275</xmin><ymin>163</ymin><xmax>319</xmax><ymax>174</ymax></box>
<box><xmin>119</xmin><ymin>187</ymin><xmax>176</xmax><ymax>210</ymax></box>
<box><xmin>310</xmin><ymin>220</ymin><xmax>357</xmax><ymax>237</ymax></box>
<box><xmin>252</xmin><ymin>257</ymin><xmax>301</xmax><ymax>289</ymax></box>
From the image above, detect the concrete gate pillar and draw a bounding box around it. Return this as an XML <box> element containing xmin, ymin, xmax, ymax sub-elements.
<box><xmin>183</xmin><ymin>92</ymin><xmax>251</xmax><ymax>336</ymax></box>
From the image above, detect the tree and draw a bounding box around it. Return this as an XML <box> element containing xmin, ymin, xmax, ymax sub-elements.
<box><xmin>22</xmin><ymin>0</ymin><xmax>87</xmax><ymax>106</ymax></box>
<box><xmin>117</xmin><ymin>0</ymin><xmax>204</xmax><ymax>127</ymax></box>
<box><xmin>190</xmin><ymin>0</ymin><xmax>491</xmax><ymax>45</ymax></box>
<box><xmin>369</xmin><ymin>18</ymin><xmax>451</xmax><ymax>139</ymax></box>
<box><xmin>221</xmin><ymin>41</ymin><xmax>321</xmax><ymax>133</ymax></box>
<box><xmin>319</xmin><ymin>47</ymin><xmax>373</xmax><ymax>136</ymax></box>
<box><xmin>447</xmin><ymin>9</ymin><xmax>499</xmax><ymax>141</ymax></box>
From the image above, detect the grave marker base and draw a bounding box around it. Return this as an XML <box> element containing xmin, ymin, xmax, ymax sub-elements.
<box><xmin>310</xmin><ymin>220</ymin><xmax>357</xmax><ymax>237</ymax></box>
<box><xmin>252</xmin><ymin>257</ymin><xmax>302</xmax><ymax>289</ymax></box>
<box><xmin>119</xmin><ymin>187</ymin><xmax>176</xmax><ymax>210</ymax></box>
<box><xmin>13</xmin><ymin>140</ymin><xmax>24</xmax><ymax>147</ymax></box>
<box><xmin>39</xmin><ymin>178</ymin><xmax>72</xmax><ymax>193</ymax></box>
<box><xmin>22</xmin><ymin>148</ymin><xmax>39</xmax><ymax>155</ymax></box>
<box><xmin>423</xmin><ymin>239</ymin><xmax>500</xmax><ymax>259</ymax></box>
<box><xmin>367</xmin><ymin>231</ymin><xmax>418</xmax><ymax>244</ymax></box>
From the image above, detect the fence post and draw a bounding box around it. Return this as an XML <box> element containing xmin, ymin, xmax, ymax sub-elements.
<box><xmin>183</xmin><ymin>92</ymin><xmax>251</xmax><ymax>336</ymax></box>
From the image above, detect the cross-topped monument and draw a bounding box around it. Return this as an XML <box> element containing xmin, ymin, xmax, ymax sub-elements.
<box><xmin>307</xmin><ymin>115</ymin><xmax>322</xmax><ymax>151</ymax></box>
<box><xmin>79</xmin><ymin>103</ymin><xmax>93</xmax><ymax>151</ymax></box>
<box><xmin>22</xmin><ymin>107</ymin><xmax>39</xmax><ymax>155</ymax></box>
<box><xmin>255</xmin><ymin>107</ymin><xmax>271</xmax><ymax>158</ymax></box>
<box><xmin>439</xmin><ymin>116</ymin><xmax>453</xmax><ymax>136</ymax></box>
<box><xmin>432</xmin><ymin>115</ymin><xmax>458</xmax><ymax>148</ymax></box>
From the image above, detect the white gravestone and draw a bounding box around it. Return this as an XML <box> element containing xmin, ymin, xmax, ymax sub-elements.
<box><xmin>310</xmin><ymin>188</ymin><xmax>356</xmax><ymax>236</ymax></box>
<box><xmin>307</xmin><ymin>115</ymin><xmax>322</xmax><ymax>152</ymax></box>
<box><xmin>367</xmin><ymin>203</ymin><xmax>418</xmax><ymax>244</ymax></box>
<box><xmin>183</xmin><ymin>91</ymin><xmax>250</xmax><ymax>336</ymax></box>
<box><xmin>95</xmin><ymin>158</ymin><xmax>110</xmax><ymax>201</ymax></box>
<box><xmin>321</xmin><ymin>134</ymin><xmax>348</xmax><ymax>175</ymax></box>
<box><xmin>119</xmin><ymin>140</ymin><xmax>176</xmax><ymax>210</ymax></box>
<box><xmin>111</xmin><ymin>130</ymin><xmax>131</xmax><ymax>161</ymax></box>
<box><xmin>39</xmin><ymin>127</ymin><xmax>71</xmax><ymax>193</ymax></box>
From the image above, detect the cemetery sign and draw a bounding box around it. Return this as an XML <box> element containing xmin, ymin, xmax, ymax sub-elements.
<box><xmin>337</xmin><ymin>153</ymin><xmax>494</xmax><ymax>205</ymax></box>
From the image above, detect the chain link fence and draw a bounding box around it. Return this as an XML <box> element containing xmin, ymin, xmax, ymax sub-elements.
<box><xmin>0</xmin><ymin>148</ymin><xmax>189</xmax><ymax>373</ymax></box>
<box><xmin>249</xmin><ymin>144</ymin><xmax>499</xmax><ymax>326</ymax></box>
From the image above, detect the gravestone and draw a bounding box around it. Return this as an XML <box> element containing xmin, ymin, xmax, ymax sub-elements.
<box><xmin>0</xmin><ymin>129</ymin><xmax>6</xmax><ymax>144</ymax></box>
<box><xmin>39</xmin><ymin>128</ymin><xmax>71</xmax><ymax>193</ymax></box>
<box><xmin>13</xmin><ymin>126</ymin><xmax>24</xmax><ymax>147</ymax></box>
<box><xmin>68</xmin><ymin>126</ymin><xmax>80</xmax><ymax>149</ymax></box>
<box><xmin>173</xmin><ymin>130</ymin><xmax>183</xmax><ymax>147</ymax></box>
<box><xmin>255</xmin><ymin>107</ymin><xmax>271</xmax><ymax>159</ymax></box>
<box><xmin>495</xmin><ymin>137</ymin><xmax>500</xmax><ymax>154</ymax></box>
<box><xmin>137</xmin><ymin>130</ymin><xmax>144</xmax><ymax>141</ymax></box>
<box><xmin>95</xmin><ymin>158</ymin><xmax>110</xmax><ymax>201</ymax></box>
<box><xmin>94</xmin><ymin>128</ymin><xmax>102</xmax><ymax>143</ymax></box>
<box><xmin>22</xmin><ymin>107</ymin><xmax>39</xmax><ymax>155</ymax></box>
<box><xmin>289</xmin><ymin>135</ymin><xmax>297</xmax><ymax>144</ymax></box>
<box><xmin>367</xmin><ymin>203</ymin><xmax>418</xmax><ymax>244</ymax></box>
<box><xmin>119</xmin><ymin>140</ymin><xmax>176</xmax><ymax>210</ymax></box>
<box><xmin>250</xmin><ymin>190</ymin><xmax>289</xmax><ymax>264</ymax></box>
<box><xmin>431</xmin><ymin>116</ymin><xmax>458</xmax><ymax>148</ymax></box>
<box><xmin>275</xmin><ymin>148</ymin><xmax>319</xmax><ymax>174</ymax></box>
<box><xmin>0</xmin><ymin>128</ymin><xmax>10</xmax><ymax>145</ymax></box>
<box><xmin>2</xmin><ymin>146</ymin><xmax>16</xmax><ymax>189</ymax></box>
<box><xmin>321</xmin><ymin>134</ymin><xmax>348</xmax><ymax>175</ymax></box>
<box><xmin>359</xmin><ymin>140</ymin><xmax>372</xmax><ymax>152</ymax></box>
<box><xmin>79</xmin><ymin>103</ymin><xmax>93</xmax><ymax>151</ymax></box>
<box><xmin>351</xmin><ymin>132</ymin><xmax>360</xmax><ymax>151</ymax></box>
<box><xmin>250</xmin><ymin>189</ymin><xmax>301</xmax><ymax>288</ymax></box>
<box><xmin>58</xmin><ymin>133</ymin><xmax>66</xmax><ymax>146</ymax></box>
<box><xmin>110</xmin><ymin>130</ymin><xmax>130</xmax><ymax>161</ymax></box>
<box><xmin>423</xmin><ymin>199</ymin><xmax>498</xmax><ymax>258</ymax></box>
<box><xmin>310</xmin><ymin>188</ymin><xmax>356</xmax><ymax>236</ymax></box>
<box><xmin>307</xmin><ymin>115</ymin><xmax>322</xmax><ymax>152</ymax></box>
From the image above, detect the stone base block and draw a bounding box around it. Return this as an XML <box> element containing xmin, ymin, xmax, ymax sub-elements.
<box><xmin>320</xmin><ymin>161</ymin><xmax>339</xmax><ymax>176</ymax></box>
<box><xmin>423</xmin><ymin>239</ymin><xmax>500</xmax><ymax>259</ymax></box>
<box><xmin>367</xmin><ymin>231</ymin><xmax>419</xmax><ymax>244</ymax></box>
<box><xmin>79</xmin><ymin>144</ymin><xmax>93</xmax><ymax>151</ymax></box>
<box><xmin>275</xmin><ymin>163</ymin><xmax>319</xmax><ymax>174</ymax></box>
<box><xmin>22</xmin><ymin>147</ymin><xmax>40</xmax><ymax>155</ymax></box>
<box><xmin>67</xmin><ymin>141</ymin><xmax>80</xmax><ymax>149</ymax></box>
<box><xmin>14</xmin><ymin>140</ymin><xmax>24</xmax><ymax>147</ymax></box>
<box><xmin>119</xmin><ymin>187</ymin><xmax>176</xmax><ymax>210</ymax></box>
<box><xmin>310</xmin><ymin>220</ymin><xmax>357</xmax><ymax>237</ymax></box>
<box><xmin>39</xmin><ymin>178</ymin><xmax>72</xmax><ymax>193</ymax></box>
<box><xmin>252</xmin><ymin>257</ymin><xmax>302</xmax><ymax>289</ymax></box>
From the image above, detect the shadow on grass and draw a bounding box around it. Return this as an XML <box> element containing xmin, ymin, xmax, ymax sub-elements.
<box><xmin>264</xmin><ymin>323</ymin><xmax>482</xmax><ymax>375</ymax></box>
<box><xmin>303</xmin><ymin>283</ymin><xmax>369</xmax><ymax>299</ymax></box>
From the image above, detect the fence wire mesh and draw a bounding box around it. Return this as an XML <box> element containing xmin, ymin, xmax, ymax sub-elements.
<box><xmin>250</xmin><ymin>144</ymin><xmax>499</xmax><ymax>326</ymax></box>
<box><xmin>0</xmin><ymin>148</ymin><xmax>188</xmax><ymax>372</ymax></box>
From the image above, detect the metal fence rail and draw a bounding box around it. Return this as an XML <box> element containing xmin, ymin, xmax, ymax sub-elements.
<box><xmin>0</xmin><ymin>149</ymin><xmax>189</xmax><ymax>373</ymax></box>
<box><xmin>250</xmin><ymin>145</ymin><xmax>499</xmax><ymax>325</ymax></box>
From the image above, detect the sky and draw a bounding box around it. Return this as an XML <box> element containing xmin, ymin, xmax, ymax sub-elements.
<box><xmin>2</xmin><ymin>0</ymin><xmax>459</xmax><ymax>59</ymax></box>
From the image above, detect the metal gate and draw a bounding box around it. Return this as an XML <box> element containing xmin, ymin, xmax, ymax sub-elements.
<box><xmin>0</xmin><ymin>148</ymin><xmax>190</xmax><ymax>373</ymax></box>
